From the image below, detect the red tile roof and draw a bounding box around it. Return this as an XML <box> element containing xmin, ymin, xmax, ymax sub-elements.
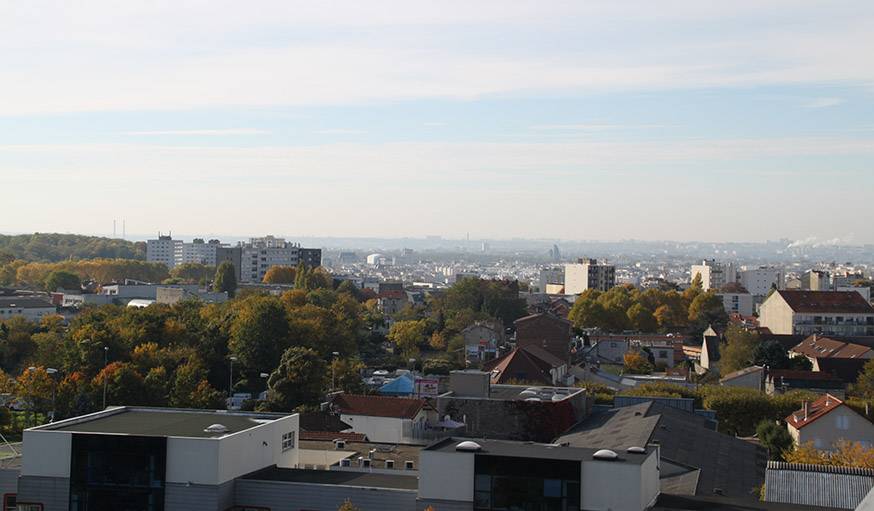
<box><xmin>767</xmin><ymin>369</ymin><xmax>845</xmax><ymax>382</ymax></box>
<box><xmin>332</xmin><ymin>394</ymin><xmax>425</xmax><ymax>419</ymax></box>
<box><xmin>776</xmin><ymin>290</ymin><xmax>874</xmax><ymax>314</ymax></box>
<box><xmin>791</xmin><ymin>335</ymin><xmax>873</xmax><ymax>359</ymax></box>
<box><xmin>481</xmin><ymin>345</ymin><xmax>563</xmax><ymax>385</ymax></box>
<box><xmin>786</xmin><ymin>393</ymin><xmax>845</xmax><ymax>430</ymax></box>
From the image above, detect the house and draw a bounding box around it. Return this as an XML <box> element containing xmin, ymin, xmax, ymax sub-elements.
<box><xmin>720</xmin><ymin>365</ymin><xmax>765</xmax><ymax>390</ymax></box>
<box><xmin>514</xmin><ymin>312</ymin><xmax>573</xmax><ymax>362</ymax></box>
<box><xmin>785</xmin><ymin>393</ymin><xmax>874</xmax><ymax>450</ymax></box>
<box><xmin>418</xmin><ymin>437</ymin><xmax>660</xmax><ymax>511</ymax></box>
<box><xmin>790</xmin><ymin>334</ymin><xmax>874</xmax><ymax>364</ymax></box>
<box><xmin>376</xmin><ymin>289</ymin><xmax>408</xmax><ymax>316</ymax></box>
<box><xmin>765</xmin><ymin>369</ymin><xmax>847</xmax><ymax>398</ymax></box>
<box><xmin>764</xmin><ymin>461</ymin><xmax>874</xmax><ymax>510</ymax></box>
<box><xmin>0</xmin><ymin>296</ymin><xmax>57</xmax><ymax>322</ymax></box>
<box><xmin>758</xmin><ymin>290</ymin><xmax>874</xmax><ymax>336</ymax></box>
<box><xmin>481</xmin><ymin>345</ymin><xmax>569</xmax><ymax>386</ymax></box>
<box><xmin>330</xmin><ymin>394</ymin><xmax>437</xmax><ymax>445</ymax></box>
<box><xmin>461</xmin><ymin>321</ymin><xmax>504</xmax><ymax>363</ymax></box>
<box><xmin>699</xmin><ymin>326</ymin><xmax>722</xmax><ymax>372</ymax></box>
<box><xmin>558</xmin><ymin>401</ymin><xmax>768</xmax><ymax>500</ymax></box>
<box><xmin>812</xmin><ymin>357</ymin><xmax>869</xmax><ymax>385</ymax></box>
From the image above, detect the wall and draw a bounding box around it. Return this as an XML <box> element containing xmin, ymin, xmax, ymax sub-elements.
<box><xmin>17</xmin><ymin>476</ymin><xmax>69</xmax><ymax>511</ymax></box>
<box><xmin>218</xmin><ymin>414</ymin><xmax>299</xmax><ymax>483</ymax></box>
<box><xmin>164</xmin><ymin>480</ymin><xmax>234</xmax><ymax>511</ymax></box>
<box><xmin>340</xmin><ymin>414</ymin><xmax>407</xmax><ymax>444</ymax></box>
<box><xmin>758</xmin><ymin>294</ymin><xmax>794</xmax><ymax>335</ymax></box>
<box><xmin>581</xmin><ymin>458</ymin><xmax>646</xmax><ymax>511</ymax></box>
<box><xmin>166</xmin><ymin>437</ymin><xmax>220</xmax><ymax>485</ymax></box>
<box><xmin>418</xmin><ymin>450</ymin><xmax>475</xmax><ymax>503</ymax></box>
<box><xmin>235</xmin><ymin>479</ymin><xmax>416</xmax><ymax>511</ymax></box>
<box><xmin>722</xmin><ymin>368</ymin><xmax>764</xmax><ymax>391</ymax></box>
<box><xmin>0</xmin><ymin>468</ymin><xmax>18</xmax><ymax>501</ymax></box>
<box><xmin>21</xmin><ymin>430</ymin><xmax>71</xmax><ymax>478</ymax></box>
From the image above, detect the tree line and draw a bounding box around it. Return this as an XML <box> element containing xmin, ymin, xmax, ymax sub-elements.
<box><xmin>0</xmin><ymin>233</ymin><xmax>145</xmax><ymax>263</ymax></box>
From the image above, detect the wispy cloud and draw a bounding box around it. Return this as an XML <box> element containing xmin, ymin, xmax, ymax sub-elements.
<box><xmin>803</xmin><ymin>97</ymin><xmax>844</xmax><ymax>109</ymax></box>
<box><xmin>529</xmin><ymin>124</ymin><xmax>672</xmax><ymax>131</ymax></box>
<box><xmin>124</xmin><ymin>129</ymin><xmax>269</xmax><ymax>136</ymax></box>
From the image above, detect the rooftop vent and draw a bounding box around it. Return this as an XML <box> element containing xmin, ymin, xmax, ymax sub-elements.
<box><xmin>203</xmin><ymin>424</ymin><xmax>228</xmax><ymax>434</ymax></box>
<box><xmin>455</xmin><ymin>441</ymin><xmax>482</xmax><ymax>452</ymax></box>
<box><xmin>593</xmin><ymin>449</ymin><xmax>618</xmax><ymax>461</ymax></box>
<box><xmin>626</xmin><ymin>446</ymin><xmax>646</xmax><ymax>454</ymax></box>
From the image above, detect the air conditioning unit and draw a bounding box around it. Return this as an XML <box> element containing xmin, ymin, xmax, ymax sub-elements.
<box><xmin>385</xmin><ymin>460</ymin><xmax>395</xmax><ymax>469</ymax></box>
<box><xmin>405</xmin><ymin>460</ymin><xmax>415</xmax><ymax>470</ymax></box>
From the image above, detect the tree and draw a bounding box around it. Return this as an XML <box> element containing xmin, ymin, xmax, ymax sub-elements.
<box><xmin>684</xmin><ymin>273</ymin><xmax>704</xmax><ymax>303</ymax></box>
<box><xmin>214</xmin><ymin>261</ymin><xmax>237</xmax><ymax>298</ymax></box>
<box><xmin>626</xmin><ymin>303</ymin><xmax>658</xmax><ymax>332</ymax></box>
<box><xmin>853</xmin><ymin>359</ymin><xmax>874</xmax><ymax>400</ymax></box>
<box><xmin>688</xmin><ymin>290</ymin><xmax>728</xmax><ymax>329</ymax></box>
<box><xmin>337</xmin><ymin>500</ymin><xmax>360</xmax><ymax>511</ymax></box>
<box><xmin>783</xmin><ymin>440</ymin><xmax>874</xmax><ymax>468</ymax></box>
<box><xmin>15</xmin><ymin>366</ymin><xmax>54</xmax><ymax>414</ymax></box>
<box><xmin>753</xmin><ymin>340</ymin><xmax>791</xmax><ymax>369</ymax></box>
<box><xmin>719</xmin><ymin>325</ymin><xmax>759</xmax><ymax>374</ymax></box>
<box><xmin>756</xmin><ymin>420</ymin><xmax>793</xmax><ymax>461</ymax></box>
<box><xmin>294</xmin><ymin>262</ymin><xmax>308</xmax><ymax>290</ymax></box>
<box><xmin>92</xmin><ymin>362</ymin><xmax>147</xmax><ymax>407</ymax></box>
<box><xmin>387</xmin><ymin>320</ymin><xmax>427</xmax><ymax>359</ymax></box>
<box><xmin>623</xmin><ymin>351</ymin><xmax>653</xmax><ymax>375</ymax></box>
<box><xmin>44</xmin><ymin>270</ymin><xmax>81</xmax><ymax>292</ymax></box>
<box><xmin>170</xmin><ymin>263</ymin><xmax>215</xmax><ymax>283</ymax></box>
<box><xmin>265</xmin><ymin>347</ymin><xmax>326</xmax><ymax>411</ymax></box>
<box><xmin>784</xmin><ymin>441</ymin><xmax>828</xmax><ymax>465</ymax></box>
<box><xmin>429</xmin><ymin>331</ymin><xmax>447</xmax><ymax>350</ymax></box>
<box><xmin>262</xmin><ymin>265</ymin><xmax>296</xmax><ymax>284</ymax></box>
<box><xmin>330</xmin><ymin>357</ymin><xmax>366</xmax><ymax>394</ymax></box>
<box><xmin>229</xmin><ymin>296</ymin><xmax>289</xmax><ymax>373</ymax></box>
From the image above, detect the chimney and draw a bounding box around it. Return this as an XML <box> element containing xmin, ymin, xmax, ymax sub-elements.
<box><xmin>803</xmin><ymin>401</ymin><xmax>809</xmax><ymax>420</ymax></box>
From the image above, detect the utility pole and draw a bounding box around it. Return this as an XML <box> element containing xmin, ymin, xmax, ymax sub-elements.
<box><xmin>102</xmin><ymin>346</ymin><xmax>109</xmax><ymax>409</ymax></box>
<box><xmin>229</xmin><ymin>356</ymin><xmax>238</xmax><ymax>398</ymax></box>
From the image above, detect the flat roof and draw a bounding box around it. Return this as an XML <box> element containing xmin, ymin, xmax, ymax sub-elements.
<box><xmin>45</xmin><ymin>407</ymin><xmax>289</xmax><ymax>438</ymax></box>
<box><xmin>299</xmin><ymin>440</ymin><xmax>420</xmax><ymax>471</ymax></box>
<box><xmin>242</xmin><ymin>467</ymin><xmax>418</xmax><ymax>490</ymax></box>
<box><xmin>425</xmin><ymin>437</ymin><xmax>652</xmax><ymax>465</ymax></box>
<box><xmin>442</xmin><ymin>384</ymin><xmax>583</xmax><ymax>402</ymax></box>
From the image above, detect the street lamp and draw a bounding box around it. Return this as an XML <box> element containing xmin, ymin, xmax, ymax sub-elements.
<box><xmin>331</xmin><ymin>352</ymin><xmax>340</xmax><ymax>392</ymax></box>
<box><xmin>102</xmin><ymin>346</ymin><xmax>109</xmax><ymax>409</ymax></box>
<box><xmin>228</xmin><ymin>356</ymin><xmax>238</xmax><ymax>398</ymax></box>
<box><xmin>45</xmin><ymin>368</ymin><xmax>58</xmax><ymax>422</ymax></box>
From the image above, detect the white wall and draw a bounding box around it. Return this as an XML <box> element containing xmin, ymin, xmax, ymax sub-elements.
<box><xmin>166</xmin><ymin>437</ymin><xmax>220</xmax><ymax>484</ymax></box>
<box><xmin>21</xmin><ymin>430</ymin><xmax>71</xmax><ymax>478</ymax></box>
<box><xmin>759</xmin><ymin>293</ymin><xmax>793</xmax><ymax>335</ymax></box>
<box><xmin>418</xmin><ymin>450</ymin><xmax>475</xmax><ymax>502</ymax></box>
<box><xmin>581</xmin><ymin>457</ymin><xmax>654</xmax><ymax>511</ymax></box>
<box><xmin>341</xmin><ymin>414</ymin><xmax>407</xmax><ymax>444</ymax></box>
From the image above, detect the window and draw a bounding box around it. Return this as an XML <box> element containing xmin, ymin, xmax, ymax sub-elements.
<box><xmin>3</xmin><ymin>494</ymin><xmax>15</xmax><ymax>511</ymax></box>
<box><xmin>281</xmin><ymin>431</ymin><xmax>296</xmax><ymax>451</ymax></box>
<box><xmin>16</xmin><ymin>504</ymin><xmax>41</xmax><ymax>511</ymax></box>
<box><xmin>836</xmin><ymin>415</ymin><xmax>849</xmax><ymax>430</ymax></box>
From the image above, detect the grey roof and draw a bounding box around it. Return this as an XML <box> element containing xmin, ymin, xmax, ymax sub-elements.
<box><xmin>764</xmin><ymin>461</ymin><xmax>874</xmax><ymax>510</ymax></box>
<box><xmin>425</xmin><ymin>436</ymin><xmax>653</xmax><ymax>465</ymax></box>
<box><xmin>653</xmin><ymin>493</ymin><xmax>846</xmax><ymax>510</ymax></box>
<box><xmin>47</xmin><ymin>407</ymin><xmax>285</xmax><ymax>438</ymax></box>
<box><xmin>242</xmin><ymin>467</ymin><xmax>418</xmax><ymax>490</ymax></box>
<box><xmin>557</xmin><ymin>402</ymin><xmax>767</xmax><ymax>500</ymax></box>
<box><xmin>0</xmin><ymin>297</ymin><xmax>55</xmax><ymax>309</ymax></box>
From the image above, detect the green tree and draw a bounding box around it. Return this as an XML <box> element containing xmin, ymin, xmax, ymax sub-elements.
<box><xmin>337</xmin><ymin>500</ymin><xmax>360</xmax><ymax>511</ymax></box>
<box><xmin>265</xmin><ymin>347</ymin><xmax>326</xmax><ymax>411</ymax></box>
<box><xmin>626</xmin><ymin>303</ymin><xmax>658</xmax><ymax>332</ymax></box>
<box><xmin>854</xmin><ymin>359</ymin><xmax>874</xmax><ymax>400</ymax></box>
<box><xmin>387</xmin><ymin>320</ymin><xmax>427</xmax><ymax>359</ymax></box>
<box><xmin>92</xmin><ymin>362</ymin><xmax>147</xmax><ymax>407</ymax></box>
<box><xmin>688</xmin><ymin>290</ymin><xmax>728</xmax><ymax>330</ymax></box>
<box><xmin>756</xmin><ymin>420</ymin><xmax>793</xmax><ymax>461</ymax></box>
<box><xmin>229</xmin><ymin>296</ymin><xmax>289</xmax><ymax>373</ymax></box>
<box><xmin>214</xmin><ymin>261</ymin><xmax>237</xmax><ymax>298</ymax></box>
<box><xmin>294</xmin><ymin>262</ymin><xmax>308</xmax><ymax>290</ymax></box>
<box><xmin>330</xmin><ymin>357</ymin><xmax>366</xmax><ymax>393</ymax></box>
<box><xmin>623</xmin><ymin>351</ymin><xmax>653</xmax><ymax>375</ymax></box>
<box><xmin>684</xmin><ymin>273</ymin><xmax>704</xmax><ymax>303</ymax></box>
<box><xmin>719</xmin><ymin>325</ymin><xmax>759</xmax><ymax>374</ymax></box>
<box><xmin>44</xmin><ymin>270</ymin><xmax>81</xmax><ymax>291</ymax></box>
<box><xmin>170</xmin><ymin>263</ymin><xmax>215</xmax><ymax>283</ymax></box>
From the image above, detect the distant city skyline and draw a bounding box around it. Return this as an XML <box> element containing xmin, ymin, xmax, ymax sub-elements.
<box><xmin>3</xmin><ymin>2</ymin><xmax>874</xmax><ymax>242</ymax></box>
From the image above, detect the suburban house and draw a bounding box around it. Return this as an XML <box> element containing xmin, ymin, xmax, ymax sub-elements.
<box><xmin>812</xmin><ymin>357</ymin><xmax>869</xmax><ymax>385</ymax></box>
<box><xmin>698</xmin><ymin>326</ymin><xmax>722</xmax><ymax>373</ymax></box>
<box><xmin>514</xmin><ymin>312</ymin><xmax>573</xmax><ymax>363</ymax></box>
<box><xmin>758</xmin><ymin>290</ymin><xmax>874</xmax><ymax>336</ymax></box>
<box><xmin>481</xmin><ymin>345</ymin><xmax>569</xmax><ymax>386</ymax></box>
<box><xmin>461</xmin><ymin>321</ymin><xmax>504</xmax><ymax>363</ymax></box>
<box><xmin>765</xmin><ymin>369</ymin><xmax>847</xmax><ymax>398</ymax></box>
<box><xmin>790</xmin><ymin>334</ymin><xmax>874</xmax><ymax>365</ymax></box>
<box><xmin>720</xmin><ymin>365</ymin><xmax>765</xmax><ymax>390</ymax></box>
<box><xmin>785</xmin><ymin>393</ymin><xmax>874</xmax><ymax>450</ymax></box>
<box><xmin>330</xmin><ymin>394</ymin><xmax>437</xmax><ymax>445</ymax></box>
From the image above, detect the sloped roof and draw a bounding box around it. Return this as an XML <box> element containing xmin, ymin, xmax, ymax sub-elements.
<box><xmin>378</xmin><ymin>373</ymin><xmax>415</xmax><ymax>396</ymax></box>
<box><xmin>764</xmin><ymin>461</ymin><xmax>874</xmax><ymax>510</ymax></box>
<box><xmin>514</xmin><ymin>311</ymin><xmax>573</xmax><ymax>326</ymax></box>
<box><xmin>814</xmin><ymin>357</ymin><xmax>868</xmax><ymax>384</ymax></box>
<box><xmin>785</xmin><ymin>393</ymin><xmax>846</xmax><ymax>430</ymax></box>
<box><xmin>481</xmin><ymin>345</ymin><xmax>563</xmax><ymax>385</ymax></box>
<box><xmin>791</xmin><ymin>335</ymin><xmax>873</xmax><ymax>359</ymax></box>
<box><xmin>775</xmin><ymin>290</ymin><xmax>874</xmax><ymax>314</ymax></box>
<box><xmin>298</xmin><ymin>411</ymin><xmax>352</xmax><ymax>432</ymax></box>
<box><xmin>332</xmin><ymin>394</ymin><xmax>425</xmax><ymax>419</ymax></box>
<box><xmin>720</xmin><ymin>365</ymin><xmax>764</xmax><ymax>384</ymax></box>
<box><xmin>558</xmin><ymin>401</ymin><xmax>767</xmax><ymax>499</ymax></box>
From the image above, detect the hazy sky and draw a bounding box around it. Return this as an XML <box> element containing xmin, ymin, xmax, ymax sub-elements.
<box><xmin>2</xmin><ymin>1</ymin><xmax>874</xmax><ymax>243</ymax></box>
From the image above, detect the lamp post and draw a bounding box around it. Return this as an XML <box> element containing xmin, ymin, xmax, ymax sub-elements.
<box><xmin>331</xmin><ymin>352</ymin><xmax>340</xmax><ymax>392</ymax></box>
<box><xmin>102</xmin><ymin>346</ymin><xmax>109</xmax><ymax>409</ymax></box>
<box><xmin>46</xmin><ymin>368</ymin><xmax>58</xmax><ymax>422</ymax></box>
<box><xmin>228</xmin><ymin>356</ymin><xmax>238</xmax><ymax>398</ymax></box>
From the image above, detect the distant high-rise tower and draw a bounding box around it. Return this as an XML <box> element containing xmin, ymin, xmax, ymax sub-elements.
<box><xmin>551</xmin><ymin>244</ymin><xmax>561</xmax><ymax>262</ymax></box>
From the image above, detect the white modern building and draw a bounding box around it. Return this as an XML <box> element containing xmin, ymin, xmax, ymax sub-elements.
<box><xmin>0</xmin><ymin>296</ymin><xmax>57</xmax><ymax>322</ymax></box>
<box><xmin>564</xmin><ymin>259</ymin><xmax>615</xmax><ymax>294</ymax></box>
<box><xmin>177</xmin><ymin>239</ymin><xmax>224</xmax><ymax>266</ymax></box>
<box><xmin>717</xmin><ymin>292</ymin><xmax>754</xmax><ymax>316</ymax></box>
<box><xmin>146</xmin><ymin>235</ymin><xmax>183</xmax><ymax>269</ymax></box>
<box><xmin>690</xmin><ymin>260</ymin><xmax>737</xmax><ymax>291</ymax></box>
<box><xmin>239</xmin><ymin>237</ymin><xmax>321</xmax><ymax>283</ymax></box>
<box><xmin>738</xmin><ymin>266</ymin><xmax>783</xmax><ymax>296</ymax></box>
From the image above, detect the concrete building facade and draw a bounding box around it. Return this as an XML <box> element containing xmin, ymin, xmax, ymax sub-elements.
<box><xmin>739</xmin><ymin>267</ymin><xmax>784</xmax><ymax>296</ymax></box>
<box><xmin>690</xmin><ymin>260</ymin><xmax>737</xmax><ymax>291</ymax></box>
<box><xmin>564</xmin><ymin>259</ymin><xmax>615</xmax><ymax>294</ymax></box>
<box><xmin>758</xmin><ymin>290</ymin><xmax>874</xmax><ymax>336</ymax></box>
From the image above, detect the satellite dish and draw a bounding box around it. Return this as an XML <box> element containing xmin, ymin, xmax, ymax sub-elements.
<box><xmin>455</xmin><ymin>441</ymin><xmax>482</xmax><ymax>452</ymax></box>
<box><xmin>593</xmin><ymin>449</ymin><xmax>618</xmax><ymax>461</ymax></box>
<box><xmin>626</xmin><ymin>446</ymin><xmax>646</xmax><ymax>454</ymax></box>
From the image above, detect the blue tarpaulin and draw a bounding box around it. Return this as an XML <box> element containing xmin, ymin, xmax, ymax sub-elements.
<box><xmin>379</xmin><ymin>374</ymin><xmax>414</xmax><ymax>396</ymax></box>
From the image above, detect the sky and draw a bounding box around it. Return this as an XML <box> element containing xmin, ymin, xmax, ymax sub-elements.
<box><xmin>2</xmin><ymin>1</ymin><xmax>874</xmax><ymax>243</ymax></box>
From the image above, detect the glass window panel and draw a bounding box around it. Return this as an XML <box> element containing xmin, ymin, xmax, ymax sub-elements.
<box><xmin>543</xmin><ymin>479</ymin><xmax>562</xmax><ymax>498</ymax></box>
<box><xmin>475</xmin><ymin>474</ymin><xmax>491</xmax><ymax>492</ymax></box>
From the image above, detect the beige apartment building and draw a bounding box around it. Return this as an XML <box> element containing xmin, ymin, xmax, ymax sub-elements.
<box><xmin>758</xmin><ymin>290</ymin><xmax>874</xmax><ymax>336</ymax></box>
